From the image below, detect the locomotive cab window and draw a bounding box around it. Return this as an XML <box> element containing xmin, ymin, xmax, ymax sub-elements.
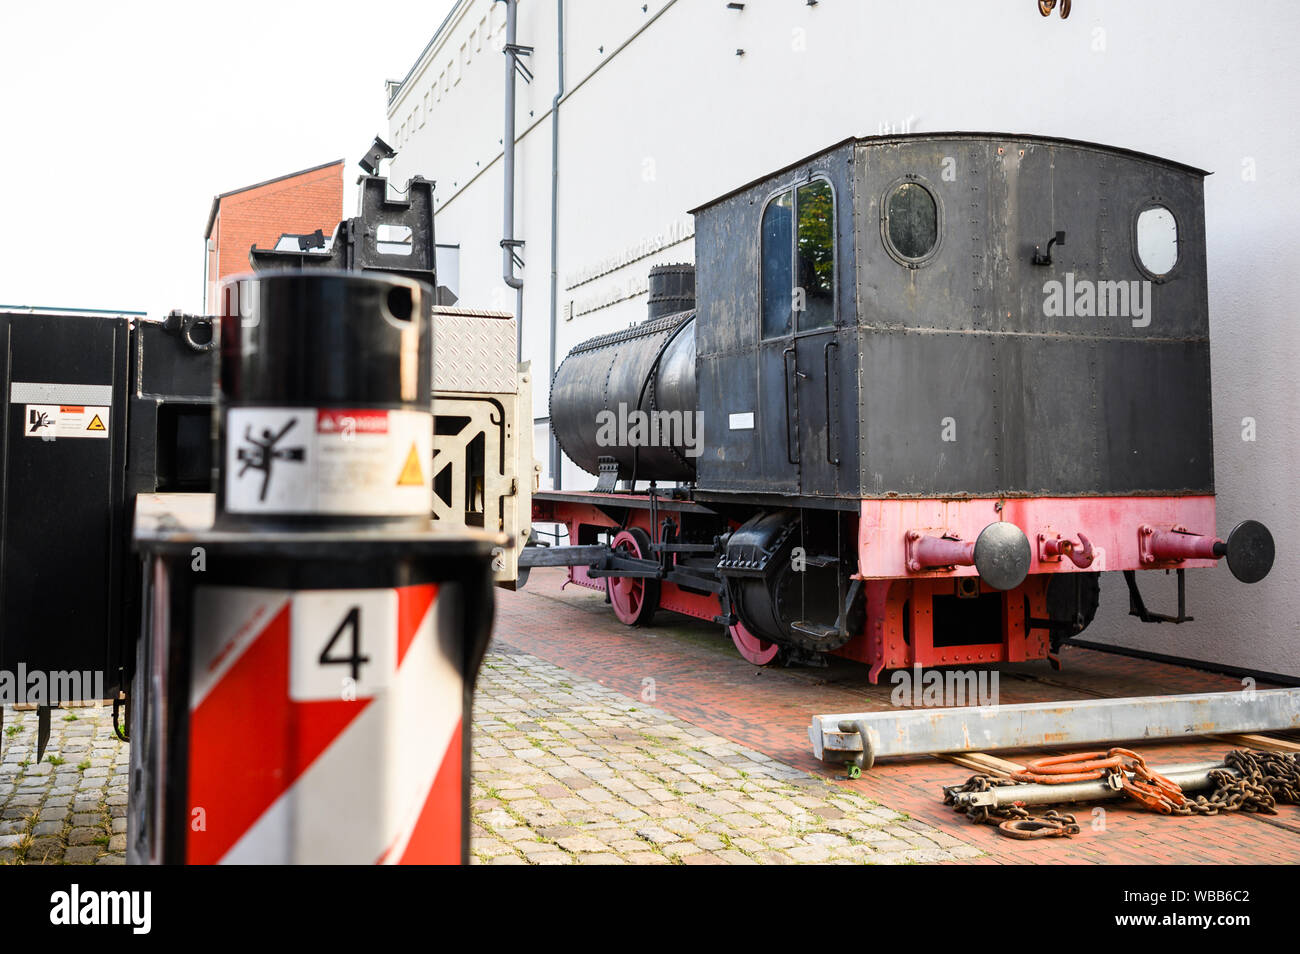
<box><xmin>1135</xmin><ymin>204</ymin><xmax>1179</xmax><ymax>278</ymax></box>
<box><xmin>761</xmin><ymin>192</ymin><xmax>794</xmax><ymax>337</ymax></box>
<box><xmin>883</xmin><ymin>180</ymin><xmax>938</xmax><ymax>263</ymax></box>
<box><xmin>761</xmin><ymin>178</ymin><xmax>835</xmax><ymax>338</ymax></box>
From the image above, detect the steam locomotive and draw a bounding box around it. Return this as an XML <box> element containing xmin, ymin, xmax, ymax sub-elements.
<box><xmin>528</xmin><ymin>133</ymin><xmax>1274</xmax><ymax>681</ymax></box>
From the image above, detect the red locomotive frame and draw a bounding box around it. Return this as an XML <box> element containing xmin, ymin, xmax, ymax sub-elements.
<box><xmin>532</xmin><ymin>490</ymin><xmax>1238</xmax><ymax>683</ymax></box>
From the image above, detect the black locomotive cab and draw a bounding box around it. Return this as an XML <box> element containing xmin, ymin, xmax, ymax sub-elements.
<box><xmin>690</xmin><ymin>133</ymin><xmax>1213</xmax><ymax>506</ymax></box>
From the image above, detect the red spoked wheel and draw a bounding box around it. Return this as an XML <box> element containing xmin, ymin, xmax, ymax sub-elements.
<box><xmin>729</xmin><ymin>619</ymin><xmax>780</xmax><ymax>666</ymax></box>
<box><xmin>606</xmin><ymin>528</ymin><xmax>659</xmax><ymax>625</ymax></box>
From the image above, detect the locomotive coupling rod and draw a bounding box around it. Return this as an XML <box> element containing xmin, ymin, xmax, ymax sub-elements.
<box><xmin>952</xmin><ymin>762</ymin><xmax>1236</xmax><ymax>810</ymax></box>
<box><xmin>809</xmin><ymin>687</ymin><xmax>1300</xmax><ymax>766</ymax></box>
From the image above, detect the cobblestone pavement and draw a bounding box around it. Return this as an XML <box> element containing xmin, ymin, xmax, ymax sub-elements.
<box><xmin>0</xmin><ymin>705</ymin><xmax>129</xmax><ymax>865</ymax></box>
<box><xmin>470</xmin><ymin>648</ymin><xmax>978</xmax><ymax>864</ymax></box>
<box><xmin>1</xmin><ymin>650</ymin><xmax>980</xmax><ymax>866</ymax></box>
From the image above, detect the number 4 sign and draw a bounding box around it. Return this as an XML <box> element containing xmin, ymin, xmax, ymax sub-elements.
<box><xmin>290</xmin><ymin>590</ymin><xmax>397</xmax><ymax>701</ymax></box>
<box><xmin>186</xmin><ymin>581</ymin><xmax>458</xmax><ymax>863</ymax></box>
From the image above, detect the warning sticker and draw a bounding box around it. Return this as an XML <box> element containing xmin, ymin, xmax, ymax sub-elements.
<box><xmin>224</xmin><ymin>407</ymin><xmax>432</xmax><ymax>516</ymax></box>
<box><xmin>23</xmin><ymin>404</ymin><xmax>111</xmax><ymax>439</ymax></box>
<box><xmin>396</xmin><ymin>444</ymin><xmax>424</xmax><ymax>486</ymax></box>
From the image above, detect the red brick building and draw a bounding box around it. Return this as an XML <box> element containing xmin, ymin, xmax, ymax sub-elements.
<box><xmin>203</xmin><ymin>159</ymin><xmax>344</xmax><ymax>311</ymax></box>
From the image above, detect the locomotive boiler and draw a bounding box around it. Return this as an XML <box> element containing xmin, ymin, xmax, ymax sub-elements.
<box><xmin>529</xmin><ymin>133</ymin><xmax>1275</xmax><ymax>681</ymax></box>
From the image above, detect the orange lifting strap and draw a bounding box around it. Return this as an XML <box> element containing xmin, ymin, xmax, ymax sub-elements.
<box><xmin>1010</xmin><ymin>746</ymin><xmax>1188</xmax><ymax>809</ymax></box>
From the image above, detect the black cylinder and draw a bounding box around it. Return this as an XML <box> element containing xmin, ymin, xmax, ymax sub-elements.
<box><xmin>550</xmin><ymin>311</ymin><xmax>697</xmax><ymax>482</ymax></box>
<box><xmin>646</xmin><ymin>263</ymin><xmax>695</xmax><ymax>319</ymax></box>
<box><xmin>215</xmin><ymin>269</ymin><xmax>432</xmax><ymax>528</ymax></box>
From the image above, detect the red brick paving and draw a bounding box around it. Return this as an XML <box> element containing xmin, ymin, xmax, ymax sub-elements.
<box><xmin>493</xmin><ymin>568</ymin><xmax>1300</xmax><ymax>864</ymax></box>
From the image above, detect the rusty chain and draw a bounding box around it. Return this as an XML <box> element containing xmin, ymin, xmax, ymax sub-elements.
<box><xmin>942</xmin><ymin>749</ymin><xmax>1300</xmax><ymax>837</ymax></box>
<box><xmin>943</xmin><ymin>773</ymin><xmax>1027</xmax><ymax>826</ymax></box>
<box><xmin>942</xmin><ymin>774</ymin><xmax>1080</xmax><ymax>837</ymax></box>
<box><xmin>996</xmin><ymin>811</ymin><xmax>1081</xmax><ymax>840</ymax></box>
<box><xmin>1174</xmin><ymin>749</ymin><xmax>1300</xmax><ymax>816</ymax></box>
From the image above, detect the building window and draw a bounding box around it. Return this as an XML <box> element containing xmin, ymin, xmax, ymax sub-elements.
<box><xmin>883</xmin><ymin>180</ymin><xmax>938</xmax><ymax>263</ymax></box>
<box><xmin>1135</xmin><ymin>204</ymin><xmax>1178</xmax><ymax>278</ymax></box>
<box><xmin>761</xmin><ymin>177</ymin><xmax>836</xmax><ymax>339</ymax></box>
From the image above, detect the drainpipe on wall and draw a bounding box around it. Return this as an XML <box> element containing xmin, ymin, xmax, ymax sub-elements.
<box><xmin>202</xmin><ymin>237</ymin><xmax>212</xmax><ymax>312</ymax></box>
<box><xmin>497</xmin><ymin>0</ymin><xmax>528</xmax><ymax>359</ymax></box>
<box><xmin>548</xmin><ymin>0</ymin><xmax>565</xmax><ymax>489</ymax></box>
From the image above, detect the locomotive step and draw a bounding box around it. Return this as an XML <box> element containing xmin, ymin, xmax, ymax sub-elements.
<box><xmin>790</xmin><ymin>619</ymin><xmax>840</xmax><ymax>640</ymax></box>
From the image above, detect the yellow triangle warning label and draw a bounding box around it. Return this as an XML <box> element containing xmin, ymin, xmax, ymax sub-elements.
<box><xmin>396</xmin><ymin>443</ymin><xmax>424</xmax><ymax>486</ymax></box>
<box><xmin>86</xmin><ymin>414</ymin><xmax>106</xmax><ymax>432</ymax></box>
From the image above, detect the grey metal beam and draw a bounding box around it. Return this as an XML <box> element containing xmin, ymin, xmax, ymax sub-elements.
<box><xmin>517</xmin><ymin>545</ymin><xmax>609</xmax><ymax>567</ymax></box>
<box><xmin>809</xmin><ymin>687</ymin><xmax>1300</xmax><ymax>766</ymax></box>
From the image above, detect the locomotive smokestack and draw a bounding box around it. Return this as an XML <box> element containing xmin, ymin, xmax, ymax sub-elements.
<box><xmin>647</xmin><ymin>263</ymin><xmax>695</xmax><ymax>319</ymax></box>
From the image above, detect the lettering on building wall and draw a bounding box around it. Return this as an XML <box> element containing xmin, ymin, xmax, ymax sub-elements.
<box><xmin>565</xmin><ymin>219</ymin><xmax>695</xmax><ymax>291</ymax></box>
<box><xmin>571</xmin><ymin>274</ymin><xmax>652</xmax><ymax>319</ymax></box>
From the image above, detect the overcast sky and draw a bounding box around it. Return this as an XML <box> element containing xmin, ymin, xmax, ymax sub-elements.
<box><xmin>0</xmin><ymin>1</ymin><xmax>454</xmax><ymax>317</ymax></box>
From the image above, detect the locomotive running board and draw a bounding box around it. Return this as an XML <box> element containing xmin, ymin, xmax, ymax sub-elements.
<box><xmin>809</xmin><ymin>687</ymin><xmax>1300</xmax><ymax>770</ymax></box>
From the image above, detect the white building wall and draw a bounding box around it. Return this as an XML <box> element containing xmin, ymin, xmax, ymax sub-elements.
<box><xmin>388</xmin><ymin>0</ymin><xmax>1300</xmax><ymax>678</ymax></box>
